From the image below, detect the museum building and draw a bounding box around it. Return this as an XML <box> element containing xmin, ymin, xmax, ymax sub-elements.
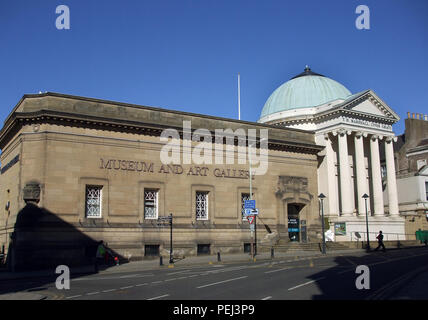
<box><xmin>0</xmin><ymin>90</ymin><xmax>323</xmax><ymax>269</ymax></box>
<box><xmin>259</xmin><ymin>66</ymin><xmax>406</xmax><ymax>242</ymax></box>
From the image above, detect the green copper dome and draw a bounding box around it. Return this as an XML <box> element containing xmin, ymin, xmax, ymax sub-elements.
<box><xmin>260</xmin><ymin>67</ymin><xmax>352</xmax><ymax>119</ymax></box>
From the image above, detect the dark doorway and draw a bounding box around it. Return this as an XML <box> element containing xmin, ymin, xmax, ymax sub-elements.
<box><xmin>287</xmin><ymin>203</ymin><xmax>304</xmax><ymax>242</ymax></box>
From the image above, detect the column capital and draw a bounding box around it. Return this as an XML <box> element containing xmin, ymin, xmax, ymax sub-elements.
<box><xmin>385</xmin><ymin>135</ymin><xmax>397</xmax><ymax>143</ymax></box>
<box><xmin>371</xmin><ymin>134</ymin><xmax>384</xmax><ymax>141</ymax></box>
<box><xmin>355</xmin><ymin>131</ymin><xmax>368</xmax><ymax>138</ymax></box>
<box><xmin>338</xmin><ymin>129</ymin><xmax>352</xmax><ymax>136</ymax></box>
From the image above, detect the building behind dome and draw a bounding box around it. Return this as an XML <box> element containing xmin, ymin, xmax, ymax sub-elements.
<box><xmin>260</xmin><ymin>67</ymin><xmax>406</xmax><ymax>243</ymax></box>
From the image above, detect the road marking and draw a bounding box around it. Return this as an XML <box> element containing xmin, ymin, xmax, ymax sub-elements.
<box><xmin>167</xmin><ymin>270</ymin><xmax>191</xmax><ymax>275</ymax></box>
<box><xmin>288</xmin><ymin>277</ymin><xmax>326</xmax><ymax>291</ymax></box>
<box><xmin>151</xmin><ymin>281</ymin><xmax>163</xmax><ymax>284</ymax></box>
<box><xmin>102</xmin><ymin>289</ymin><xmax>116</xmax><ymax>293</ymax></box>
<box><xmin>264</xmin><ymin>267</ymin><xmax>291</xmax><ymax>274</ymax></box>
<box><xmin>136</xmin><ymin>283</ymin><xmax>148</xmax><ymax>287</ymax></box>
<box><xmin>66</xmin><ymin>294</ymin><xmax>82</xmax><ymax>299</ymax></box>
<box><xmin>86</xmin><ymin>291</ymin><xmax>100</xmax><ymax>295</ymax></box>
<box><xmin>197</xmin><ymin>276</ymin><xmax>248</xmax><ymax>289</ymax></box>
<box><xmin>147</xmin><ymin>294</ymin><xmax>170</xmax><ymax>300</ymax></box>
<box><xmin>188</xmin><ymin>274</ymin><xmax>198</xmax><ymax>278</ymax></box>
<box><xmin>177</xmin><ymin>276</ymin><xmax>187</xmax><ymax>280</ymax></box>
<box><xmin>120</xmin><ymin>286</ymin><xmax>134</xmax><ymax>290</ymax></box>
<box><xmin>261</xmin><ymin>296</ymin><xmax>272</xmax><ymax>300</ymax></box>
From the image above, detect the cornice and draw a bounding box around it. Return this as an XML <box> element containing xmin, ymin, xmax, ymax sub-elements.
<box><xmin>0</xmin><ymin>110</ymin><xmax>324</xmax><ymax>155</ymax></box>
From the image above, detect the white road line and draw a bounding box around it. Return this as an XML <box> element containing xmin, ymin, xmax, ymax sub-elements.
<box><xmin>146</xmin><ymin>294</ymin><xmax>170</xmax><ymax>300</ymax></box>
<box><xmin>167</xmin><ymin>270</ymin><xmax>191</xmax><ymax>275</ymax></box>
<box><xmin>188</xmin><ymin>274</ymin><xmax>198</xmax><ymax>278</ymax></box>
<box><xmin>66</xmin><ymin>294</ymin><xmax>82</xmax><ymax>299</ymax></box>
<box><xmin>120</xmin><ymin>285</ymin><xmax>134</xmax><ymax>290</ymax></box>
<box><xmin>264</xmin><ymin>267</ymin><xmax>291</xmax><ymax>274</ymax></box>
<box><xmin>86</xmin><ymin>291</ymin><xmax>100</xmax><ymax>295</ymax></box>
<box><xmin>165</xmin><ymin>278</ymin><xmax>177</xmax><ymax>281</ymax></box>
<box><xmin>151</xmin><ymin>281</ymin><xmax>163</xmax><ymax>284</ymax></box>
<box><xmin>177</xmin><ymin>276</ymin><xmax>187</xmax><ymax>280</ymax></box>
<box><xmin>261</xmin><ymin>296</ymin><xmax>272</xmax><ymax>300</ymax></box>
<box><xmin>136</xmin><ymin>283</ymin><xmax>148</xmax><ymax>287</ymax></box>
<box><xmin>288</xmin><ymin>277</ymin><xmax>326</xmax><ymax>291</ymax></box>
<box><xmin>197</xmin><ymin>276</ymin><xmax>248</xmax><ymax>289</ymax></box>
<box><xmin>102</xmin><ymin>289</ymin><xmax>116</xmax><ymax>293</ymax></box>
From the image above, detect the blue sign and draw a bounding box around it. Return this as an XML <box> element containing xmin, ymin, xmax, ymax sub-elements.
<box><xmin>244</xmin><ymin>200</ymin><xmax>256</xmax><ymax>209</ymax></box>
<box><xmin>288</xmin><ymin>228</ymin><xmax>299</xmax><ymax>232</ymax></box>
<box><xmin>244</xmin><ymin>208</ymin><xmax>259</xmax><ymax>216</ymax></box>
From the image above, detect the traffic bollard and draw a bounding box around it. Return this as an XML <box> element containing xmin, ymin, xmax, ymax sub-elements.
<box><xmin>160</xmin><ymin>256</ymin><xmax>163</xmax><ymax>266</ymax></box>
<box><xmin>217</xmin><ymin>252</ymin><xmax>221</xmax><ymax>262</ymax></box>
<box><xmin>271</xmin><ymin>248</ymin><xmax>274</xmax><ymax>259</ymax></box>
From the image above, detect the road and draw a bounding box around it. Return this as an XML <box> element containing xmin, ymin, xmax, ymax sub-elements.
<box><xmin>1</xmin><ymin>247</ymin><xmax>428</xmax><ymax>300</ymax></box>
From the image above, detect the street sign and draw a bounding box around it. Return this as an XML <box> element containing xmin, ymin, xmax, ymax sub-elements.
<box><xmin>244</xmin><ymin>200</ymin><xmax>256</xmax><ymax>209</ymax></box>
<box><xmin>247</xmin><ymin>215</ymin><xmax>255</xmax><ymax>224</ymax></box>
<box><xmin>250</xmin><ymin>224</ymin><xmax>255</xmax><ymax>232</ymax></box>
<box><xmin>244</xmin><ymin>208</ymin><xmax>259</xmax><ymax>216</ymax></box>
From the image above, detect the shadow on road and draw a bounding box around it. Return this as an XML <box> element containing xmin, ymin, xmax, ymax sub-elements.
<box><xmin>305</xmin><ymin>246</ymin><xmax>428</xmax><ymax>300</ymax></box>
<box><xmin>0</xmin><ymin>202</ymin><xmax>126</xmax><ymax>295</ymax></box>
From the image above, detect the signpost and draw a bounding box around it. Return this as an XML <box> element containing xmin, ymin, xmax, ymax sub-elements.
<box><xmin>158</xmin><ymin>214</ymin><xmax>173</xmax><ymax>265</ymax></box>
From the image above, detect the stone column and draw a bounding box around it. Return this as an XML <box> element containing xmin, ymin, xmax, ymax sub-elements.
<box><xmin>354</xmin><ymin>132</ymin><xmax>368</xmax><ymax>215</ymax></box>
<box><xmin>370</xmin><ymin>135</ymin><xmax>384</xmax><ymax>216</ymax></box>
<box><xmin>337</xmin><ymin>130</ymin><xmax>354</xmax><ymax>216</ymax></box>
<box><xmin>324</xmin><ymin>133</ymin><xmax>339</xmax><ymax>216</ymax></box>
<box><xmin>385</xmin><ymin>136</ymin><xmax>399</xmax><ymax>215</ymax></box>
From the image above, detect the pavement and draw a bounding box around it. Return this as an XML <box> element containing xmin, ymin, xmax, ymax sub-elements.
<box><xmin>0</xmin><ymin>246</ymin><xmax>427</xmax><ymax>300</ymax></box>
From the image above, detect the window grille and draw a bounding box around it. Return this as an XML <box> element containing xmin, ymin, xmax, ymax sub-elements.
<box><xmin>196</xmin><ymin>191</ymin><xmax>209</xmax><ymax>220</ymax></box>
<box><xmin>86</xmin><ymin>185</ymin><xmax>102</xmax><ymax>218</ymax></box>
<box><xmin>144</xmin><ymin>189</ymin><xmax>158</xmax><ymax>219</ymax></box>
<box><xmin>241</xmin><ymin>193</ymin><xmax>251</xmax><ymax>220</ymax></box>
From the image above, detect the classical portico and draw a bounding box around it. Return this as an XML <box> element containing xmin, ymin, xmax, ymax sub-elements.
<box><xmin>259</xmin><ymin>66</ymin><xmax>406</xmax><ymax>241</ymax></box>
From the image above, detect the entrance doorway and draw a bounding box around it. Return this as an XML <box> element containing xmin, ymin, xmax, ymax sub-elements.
<box><xmin>287</xmin><ymin>203</ymin><xmax>304</xmax><ymax>242</ymax></box>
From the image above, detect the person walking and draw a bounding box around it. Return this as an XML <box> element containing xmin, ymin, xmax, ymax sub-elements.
<box><xmin>94</xmin><ymin>240</ymin><xmax>106</xmax><ymax>272</ymax></box>
<box><xmin>374</xmin><ymin>231</ymin><xmax>386</xmax><ymax>252</ymax></box>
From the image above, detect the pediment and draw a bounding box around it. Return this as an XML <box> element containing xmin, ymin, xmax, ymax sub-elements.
<box><xmin>341</xmin><ymin>90</ymin><xmax>400</xmax><ymax>122</ymax></box>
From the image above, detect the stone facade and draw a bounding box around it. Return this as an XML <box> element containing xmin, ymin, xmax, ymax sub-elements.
<box><xmin>0</xmin><ymin>93</ymin><xmax>323</xmax><ymax>269</ymax></box>
<box><xmin>384</xmin><ymin>113</ymin><xmax>428</xmax><ymax>236</ymax></box>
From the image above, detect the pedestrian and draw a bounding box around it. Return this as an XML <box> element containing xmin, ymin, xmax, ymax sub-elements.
<box><xmin>374</xmin><ymin>231</ymin><xmax>386</xmax><ymax>252</ymax></box>
<box><xmin>95</xmin><ymin>240</ymin><xmax>106</xmax><ymax>272</ymax></box>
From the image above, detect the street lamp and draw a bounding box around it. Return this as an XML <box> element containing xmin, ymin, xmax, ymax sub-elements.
<box><xmin>318</xmin><ymin>193</ymin><xmax>326</xmax><ymax>254</ymax></box>
<box><xmin>362</xmin><ymin>194</ymin><xmax>370</xmax><ymax>252</ymax></box>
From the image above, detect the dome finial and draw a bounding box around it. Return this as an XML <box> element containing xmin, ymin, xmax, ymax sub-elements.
<box><xmin>304</xmin><ymin>65</ymin><xmax>311</xmax><ymax>72</ymax></box>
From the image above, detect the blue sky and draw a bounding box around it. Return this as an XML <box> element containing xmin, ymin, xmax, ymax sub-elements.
<box><xmin>0</xmin><ymin>0</ymin><xmax>427</xmax><ymax>134</ymax></box>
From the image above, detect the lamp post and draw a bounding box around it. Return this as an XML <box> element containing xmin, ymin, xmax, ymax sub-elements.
<box><xmin>362</xmin><ymin>194</ymin><xmax>370</xmax><ymax>252</ymax></box>
<box><xmin>318</xmin><ymin>193</ymin><xmax>326</xmax><ymax>254</ymax></box>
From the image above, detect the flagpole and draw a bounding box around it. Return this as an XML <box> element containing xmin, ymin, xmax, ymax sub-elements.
<box><xmin>238</xmin><ymin>73</ymin><xmax>241</xmax><ymax>120</ymax></box>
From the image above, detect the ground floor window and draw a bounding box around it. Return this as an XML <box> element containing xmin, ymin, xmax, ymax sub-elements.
<box><xmin>85</xmin><ymin>185</ymin><xmax>102</xmax><ymax>218</ymax></box>
<box><xmin>241</xmin><ymin>193</ymin><xmax>254</xmax><ymax>220</ymax></box>
<box><xmin>144</xmin><ymin>189</ymin><xmax>159</xmax><ymax>219</ymax></box>
<box><xmin>196</xmin><ymin>191</ymin><xmax>209</xmax><ymax>220</ymax></box>
<box><xmin>144</xmin><ymin>244</ymin><xmax>160</xmax><ymax>257</ymax></box>
<box><xmin>197</xmin><ymin>244</ymin><xmax>210</xmax><ymax>255</ymax></box>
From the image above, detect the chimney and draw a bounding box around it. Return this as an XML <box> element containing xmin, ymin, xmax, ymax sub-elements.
<box><xmin>417</xmin><ymin>114</ymin><xmax>420</xmax><ymax>120</ymax></box>
<box><xmin>425</xmin><ymin>114</ymin><xmax>428</xmax><ymax>121</ymax></box>
<box><xmin>412</xmin><ymin>113</ymin><xmax>415</xmax><ymax>119</ymax></box>
<box><xmin>407</xmin><ymin>112</ymin><xmax>410</xmax><ymax>118</ymax></box>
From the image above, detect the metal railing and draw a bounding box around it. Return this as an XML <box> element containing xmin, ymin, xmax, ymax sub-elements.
<box><xmin>350</xmin><ymin>231</ymin><xmax>417</xmax><ymax>242</ymax></box>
